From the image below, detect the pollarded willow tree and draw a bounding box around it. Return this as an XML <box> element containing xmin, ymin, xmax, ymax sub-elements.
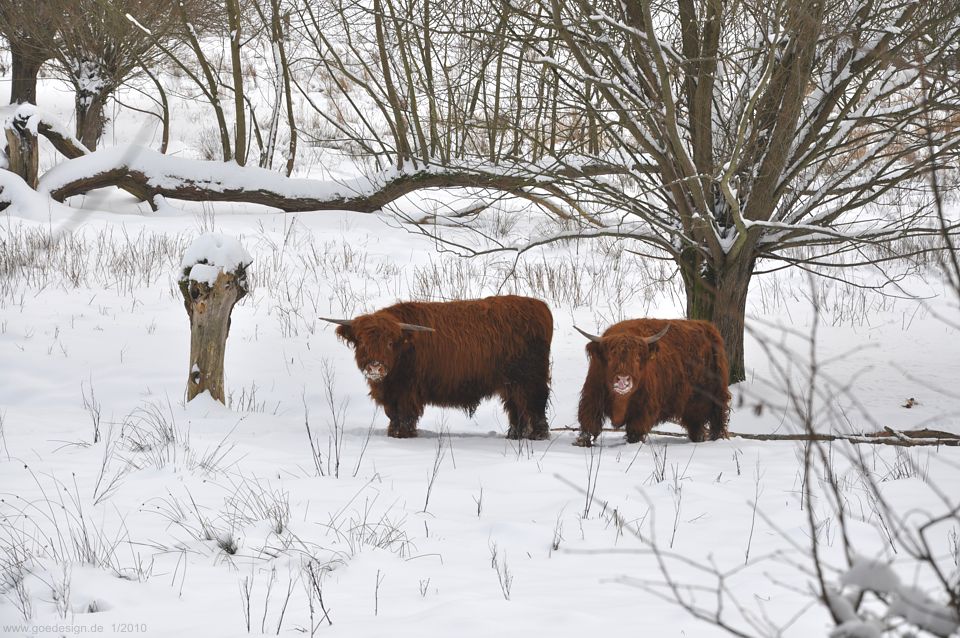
<box><xmin>7</xmin><ymin>0</ymin><xmax>959</xmax><ymax>384</ymax></box>
<box><xmin>500</xmin><ymin>0</ymin><xmax>960</xmax><ymax>381</ymax></box>
<box><xmin>0</xmin><ymin>0</ymin><xmax>57</xmax><ymax>105</ymax></box>
<box><xmin>36</xmin><ymin>0</ymin><xmax>212</xmax><ymax>151</ymax></box>
<box><xmin>289</xmin><ymin>0</ymin><xmax>960</xmax><ymax>381</ymax></box>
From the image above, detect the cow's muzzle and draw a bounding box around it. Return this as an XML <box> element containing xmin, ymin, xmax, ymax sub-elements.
<box><xmin>363</xmin><ymin>362</ymin><xmax>387</xmax><ymax>382</ymax></box>
<box><xmin>612</xmin><ymin>375</ymin><xmax>633</xmax><ymax>395</ymax></box>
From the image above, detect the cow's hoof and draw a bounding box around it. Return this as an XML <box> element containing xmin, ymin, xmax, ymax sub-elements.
<box><xmin>572</xmin><ymin>432</ymin><xmax>594</xmax><ymax>447</ymax></box>
<box><xmin>625</xmin><ymin>431</ymin><xmax>646</xmax><ymax>444</ymax></box>
<box><xmin>506</xmin><ymin>429</ymin><xmax>522</xmax><ymax>440</ymax></box>
<box><xmin>387</xmin><ymin>423</ymin><xmax>418</xmax><ymax>438</ymax></box>
<box><xmin>526</xmin><ymin>429</ymin><xmax>550</xmax><ymax>441</ymax></box>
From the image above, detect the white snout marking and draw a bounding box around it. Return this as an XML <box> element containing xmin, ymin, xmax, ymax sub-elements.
<box><xmin>612</xmin><ymin>375</ymin><xmax>633</xmax><ymax>395</ymax></box>
<box><xmin>363</xmin><ymin>362</ymin><xmax>386</xmax><ymax>382</ymax></box>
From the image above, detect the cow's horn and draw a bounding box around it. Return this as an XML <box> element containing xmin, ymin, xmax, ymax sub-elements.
<box><xmin>398</xmin><ymin>322</ymin><xmax>435</xmax><ymax>332</ymax></box>
<box><xmin>319</xmin><ymin>317</ymin><xmax>354</xmax><ymax>327</ymax></box>
<box><xmin>644</xmin><ymin>324</ymin><xmax>670</xmax><ymax>344</ymax></box>
<box><xmin>573</xmin><ymin>325</ymin><xmax>602</xmax><ymax>343</ymax></box>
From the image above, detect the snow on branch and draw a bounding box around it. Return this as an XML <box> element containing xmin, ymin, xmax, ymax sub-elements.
<box><xmin>831</xmin><ymin>556</ymin><xmax>960</xmax><ymax>637</ymax></box>
<box><xmin>33</xmin><ymin>145</ymin><xmax>632</xmax><ymax>213</ymax></box>
<box><xmin>1</xmin><ymin>103</ymin><xmax>90</xmax><ymax>160</ymax></box>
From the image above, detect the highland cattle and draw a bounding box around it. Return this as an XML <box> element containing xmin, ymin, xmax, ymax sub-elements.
<box><xmin>323</xmin><ymin>295</ymin><xmax>553</xmax><ymax>439</ymax></box>
<box><xmin>573</xmin><ymin>319</ymin><xmax>730</xmax><ymax>446</ymax></box>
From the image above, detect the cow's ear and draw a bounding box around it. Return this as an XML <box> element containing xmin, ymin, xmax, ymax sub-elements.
<box><xmin>586</xmin><ymin>341</ymin><xmax>604</xmax><ymax>361</ymax></box>
<box><xmin>335</xmin><ymin>324</ymin><xmax>357</xmax><ymax>346</ymax></box>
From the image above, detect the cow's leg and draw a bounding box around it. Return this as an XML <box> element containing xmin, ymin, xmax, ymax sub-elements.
<box><xmin>524</xmin><ymin>346</ymin><xmax>552</xmax><ymax>441</ymax></box>
<box><xmin>575</xmin><ymin>368</ymin><xmax>606</xmax><ymax>447</ymax></box>
<box><xmin>502</xmin><ymin>346</ymin><xmax>551</xmax><ymax>440</ymax></box>
<box><xmin>686</xmin><ymin>388</ymin><xmax>728</xmax><ymax>442</ymax></box>
<box><xmin>387</xmin><ymin>418</ymin><xmax>418</xmax><ymax>438</ymax></box>
<box><xmin>575</xmin><ymin>409</ymin><xmax>602</xmax><ymax>447</ymax></box>
<box><xmin>501</xmin><ymin>392</ymin><xmax>524</xmax><ymax>440</ymax></box>
<box><xmin>624</xmin><ymin>421</ymin><xmax>647</xmax><ymax>444</ymax></box>
<box><xmin>681</xmin><ymin>417</ymin><xmax>707</xmax><ymax>443</ymax></box>
<box><xmin>520</xmin><ymin>380</ymin><xmax>550</xmax><ymax>441</ymax></box>
<box><xmin>707</xmin><ymin>399</ymin><xmax>729</xmax><ymax>440</ymax></box>
<box><xmin>384</xmin><ymin>400</ymin><xmax>422</xmax><ymax>438</ymax></box>
<box><xmin>624</xmin><ymin>409</ymin><xmax>656</xmax><ymax>444</ymax></box>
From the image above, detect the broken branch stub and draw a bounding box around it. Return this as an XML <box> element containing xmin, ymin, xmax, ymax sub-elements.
<box><xmin>4</xmin><ymin>113</ymin><xmax>39</xmax><ymax>189</ymax></box>
<box><xmin>178</xmin><ymin>234</ymin><xmax>252</xmax><ymax>403</ymax></box>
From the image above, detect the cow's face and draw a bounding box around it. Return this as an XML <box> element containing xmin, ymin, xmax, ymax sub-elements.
<box><xmin>593</xmin><ymin>332</ymin><xmax>653</xmax><ymax>385</ymax></box>
<box><xmin>336</xmin><ymin>315</ymin><xmax>408</xmax><ymax>383</ymax></box>
<box><xmin>587</xmin><ymin>333</ymin><xmax>661</xmax><ymax>427</ymax></box>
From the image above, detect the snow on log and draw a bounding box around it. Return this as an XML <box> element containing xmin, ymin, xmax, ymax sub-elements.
<box><xmin>1</xmin><ymin>103</ymin><xmax>90</xmax><ymax>161</ymax></box>
<box><xmin>35</xmin><ymin>144</ymin><xmax>632</xmax><ymax>213</ymax></box>
<box><xmin>178</xmin><ymin>233</ymin><xmax>252</xmax><ymax>403</ymax></box>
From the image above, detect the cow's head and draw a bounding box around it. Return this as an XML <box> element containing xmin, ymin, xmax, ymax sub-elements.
<box><xmin>575</xmin><ymin>324</ymin><xmax>670</xmax><ymax>426</ymax></box>
<box><xmin>321</xmin><ymin>314</ymin><xmax>434</xmax><ymax>383</ymax></box>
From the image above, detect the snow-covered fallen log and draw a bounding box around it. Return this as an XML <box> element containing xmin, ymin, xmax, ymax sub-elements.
<box><xmin>31</xmin><ymin>145</ymin><xmax>626</xmax><ymax>213</ymax></box>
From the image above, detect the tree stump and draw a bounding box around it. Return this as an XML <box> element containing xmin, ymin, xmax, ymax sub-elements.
<box><xmin>178</xmin><ymin>234</ymin><xmax>252</xmax><ymax>403</ymax></box>
<box><xmin>4</xmin><ymin>112</ymin><xmax>39</xmax><ymax>189</ymax></box>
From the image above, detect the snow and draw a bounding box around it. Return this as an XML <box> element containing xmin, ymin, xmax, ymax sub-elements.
<box><xmin>69</xmin><ymin>57</ymin><xmax>111</xmax><ymax>106</ymax></box>
<box><xmin>1</xmin><ymin>103</ymin><xmax>88</xmax><ymax>147</ymax></box>
<box><xmin>2</xmin><ymin>40</ymin><xmax>960</xmax><ymax>638</ymax></box>
<box><xmin>38</xmin><ymin>145</ymin><xmax>389</xmax><ymax>199</ymax></box>
<box><xmin>840</xmin><ymin>557</ymin><xmax>960</xmax><ymax>636</ymax></box>
<box><xmin>889</xmin><ymin>586</ymin><xmax>960</xmax><ymax>637</ymax></box>
<box><xmin>830</xmin><ymin>619</ymin><xmax>883</xmax><ymax>638</ymax></box>
<box><xmin>841</xmin><ymin>556</ymin><xmax>903</xmax><ymax>593</ymax></box>
<box><xmin>1</xmin><ymin>195</ymin><xmax>957</xmax><ymax>637</ymax></box>
<box><xmin>187</xmin><ymin>262</ymin><xmax>222</xmax><ymax>285</ymax></box>
<box><xmin>180</xmin><ymin>232</ymin><xmax>252</xmax><ymax>283</ymax></box>
<box><xmin>125</xmin><ymin>14</ymin><xmax>153</xmax><ymax>36</ymax></box>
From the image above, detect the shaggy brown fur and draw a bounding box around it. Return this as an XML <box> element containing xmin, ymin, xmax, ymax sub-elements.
<box><xmin>575</xmin><ymin>319</ymin><xmax>730</xmax><ymax>446</ymax></box>
<box><xmin>333</xmin><ymin>295</ymin><xmax>553</xmax><ymax>439</ymax></box>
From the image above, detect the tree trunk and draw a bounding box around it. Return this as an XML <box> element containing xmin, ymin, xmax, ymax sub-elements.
<box><xmin>9</xmin><ymin>45</ymin><xmax>44</xmax><ymax>105</ymax></box>
<box><xmin>226</xmin><ymin>0</ymin><xmax>247</xmax><ymax>166</ymax></box>
<box><xmin>6</xmin><ymin>44</ymin><xmax>44</xmax><ymax>188</ymax></box>
<box><xmin>76</xmin><ymin>91</ymin><xmax>108</xmax><ymax>152</ymax></box>
<box><xmin>178</xmin><ymin>267</ymin><xmax>249</xmax><ymax>403</ymax></box>
<box><xmin>681</xmin><ymin>249</ymin><xmax>754</xmax><ymax>384</ymax></box>
<box><xmin>4</xmin><ymin>114</ymin><xmax>39</xmax><ymax>188</ymax></box>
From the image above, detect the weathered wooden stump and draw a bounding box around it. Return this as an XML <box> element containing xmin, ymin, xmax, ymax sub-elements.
<box><xmin>3</xmin><ymin>111</ymin><xmax>39</xmax><ymax>189</ymax></box>
<box><xmin>178</xmin><ymin>234</ymin><xmax>252</xmax><ymax>403</ymax></box>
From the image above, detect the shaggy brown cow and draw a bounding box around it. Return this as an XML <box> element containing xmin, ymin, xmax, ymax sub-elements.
<box><xmin>322</xmin><ymin>295</ymin><xmax>553</xmax><ymax>439</ymax></box>
<box><xmin>573</xmin><ymin>319</ymin><xmax>730</xmax><ymax>446</ymax></box>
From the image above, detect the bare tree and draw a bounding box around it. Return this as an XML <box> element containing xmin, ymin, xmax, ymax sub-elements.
<box><xmin>490</xmin><ymin>0</ymin><xmax>960</xmax><ymax>381</ymax></box>
<box><xmin>1</xmin><ymin>1</ymin><xmax>58</xmax><ymax>187</ymax></box>
<box><xmin>38</xmin><ymin>0</ymin><xmax>199</xmax><ymax>150</ymax></box>
<box><xmin>225</xmin><ymin>0</ymin><xmax>248</xmax><ymax>165</ymax></box>
<box><xmin>284</xmin><ymin>0</ymin><xmax>960</xmax><ymax>381</ymax></box>
<box><xmin>288</xmin><ymin>0</ymin><xmax>565</xmax><ymax>167</ymax></box>
<box><xmin>7</xmin><ymin>0</ymin><xmax>959</xmax><ymax>386</ymax></box>
<box><xmin>250</xmin><ymin>0</ymin><xmax>298</xmax><ymax>174</ymax></box>
<box><xmin>0</xmin><ymin>1</ymin><xmax>57</xmax><ymax>105</ymax></box>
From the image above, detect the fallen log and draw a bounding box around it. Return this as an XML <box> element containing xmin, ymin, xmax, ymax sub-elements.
<box><xmin>37</xmin><ymin>145</ymin><xmax>637</xmax><ymax>213</ymax></box>
<box><xmin>548</xmin><ymin>426</ymin><xmax>960</xmax><ymax>447</ymax></box>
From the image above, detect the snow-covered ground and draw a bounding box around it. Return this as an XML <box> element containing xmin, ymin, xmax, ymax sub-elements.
<box><xmin>2</xmin><ymin>65</ymin><xmax>960</xmax><ymax>638</ymax></box>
